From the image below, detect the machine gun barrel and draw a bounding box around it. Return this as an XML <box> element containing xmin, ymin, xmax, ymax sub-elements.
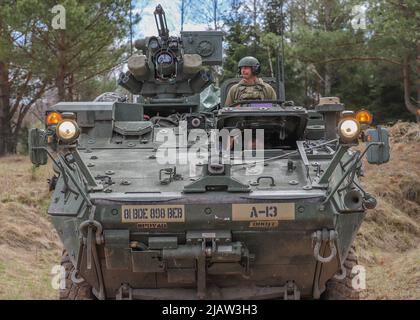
<box><xmin>154</xmin><ymin>4</ymin><xmax>169</xmax><ymax>39</ymax></box>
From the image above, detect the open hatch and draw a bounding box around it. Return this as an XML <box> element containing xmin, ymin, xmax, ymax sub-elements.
<box><xmin>217</xmin><ymin>101</ymin><xmax>308</xmax><ymax>150</ymax></box>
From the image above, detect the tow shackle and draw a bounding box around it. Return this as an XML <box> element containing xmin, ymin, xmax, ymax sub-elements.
<box><xmin>311</xmin><ymin>229</ymin><xmax>338</xmax><ymax>263</ymax></box>
<box><xmin>79</xmin><ymin>220</ymin><xmax>104</xmax><ymax>245</ymax></box>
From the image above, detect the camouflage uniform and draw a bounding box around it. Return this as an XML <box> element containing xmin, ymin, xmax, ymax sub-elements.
<box><xmin>225</xmin><ymin>78</ymin><xmax>277</xmax><ymax>106</ymax></box>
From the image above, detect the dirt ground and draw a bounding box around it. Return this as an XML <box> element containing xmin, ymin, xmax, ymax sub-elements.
<box><xmin>0</xmin><ymin>121</ymin><xmax>418</xmax><ymax>299</ymax></box>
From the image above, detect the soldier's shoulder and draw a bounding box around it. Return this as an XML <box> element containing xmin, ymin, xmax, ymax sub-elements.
<box><xmin>261</xmin><ymin>79</ymin><xmax>276</xmax><ymax>92</ymax></box>
<box><xmin>228</xmin><ymin>83</ymin><xmax>241</xmax><ymax>92</ymax></box>
<box><xmin>259</xmin><ymin>78</ymin><xmax>273</xmax><ymax>88</ymax></box>
<box><xmin>258</xmin><ymin>79</ymin><xmax>277</xmax><ymax>98</ymax></box>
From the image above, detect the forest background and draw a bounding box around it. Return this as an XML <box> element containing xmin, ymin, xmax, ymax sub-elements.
<box><xmin>0</xmin><ymin>0</ymin><xmax>419</xmax><ymax>155</ymax></box>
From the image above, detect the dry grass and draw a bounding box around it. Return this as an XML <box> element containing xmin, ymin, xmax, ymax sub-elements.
<box><xmin>356</xmin><ymin>121</ymin><xmax>420</xmax><ymax>299</ymax></box>
<box><xmin>360</xmin><ymin>248</ymin><xmax>420</xmax><ymax>299</ymax></box>
<box><xmin>0</xmin><ymin>122</ymin><xmax>418</xmax><ymax>299</ymax></box>
<box><xmin>0</xmin><ymin>156</ymin><xmax>60</xmax><ymax>299</ymax></box>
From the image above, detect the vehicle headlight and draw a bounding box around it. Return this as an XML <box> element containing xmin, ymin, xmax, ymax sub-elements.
<box><xmin>56</xmin><ymin>120</ymin><xmax>80</xmax><ymax>143</ymax></box>
<box><xmin>338</xmin><ymin>118</ymin><xmax>360</xmax><ymax>142</ymax></box>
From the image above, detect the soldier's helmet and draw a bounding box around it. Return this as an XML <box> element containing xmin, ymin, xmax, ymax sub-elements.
<box><xmin>238</xmin><ymin>56</ymin><xmax>261</xmax><ymax>75</ymax></box>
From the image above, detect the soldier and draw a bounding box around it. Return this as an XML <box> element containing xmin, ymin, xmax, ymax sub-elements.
<box><xmin>224</xmin><ymin>56</ymin><xmax>277</xmax><ymax>106</ymax></box>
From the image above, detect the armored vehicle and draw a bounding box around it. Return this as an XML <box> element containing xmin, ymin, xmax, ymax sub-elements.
<box><xmin>29</xmin><ymin>5</ymin><xmax>390</xmax><ymax>300</ymax></box>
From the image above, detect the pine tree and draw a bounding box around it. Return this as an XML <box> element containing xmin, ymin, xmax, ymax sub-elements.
<box><xmin>0</xmin><ymin>0</ymin><xmax>135</xmax><ymax>155</ymax></box>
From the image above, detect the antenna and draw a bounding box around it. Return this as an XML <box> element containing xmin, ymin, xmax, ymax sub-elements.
<box><xmin>129</xmin><ymin>1</ymin><xmax>133</xmax><ymax>103</ymax></box>
<box><xmin>276</xmin><ymin>0</ymin><xmax>286</xmax><ymax>102</ymax></box>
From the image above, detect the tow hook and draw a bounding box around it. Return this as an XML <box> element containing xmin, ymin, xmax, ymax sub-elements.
<box><xmin>78</xmin><ymin>207</ymin><xmax>106</xmax><ymax>299</ymax></box>
<box><xmin>311</xmin><ymin>229</ymin><xmax>338</xmax><ymax>263</ymax></box>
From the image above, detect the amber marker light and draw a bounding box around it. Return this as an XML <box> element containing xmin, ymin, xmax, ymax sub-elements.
<box><xmin>356</xmin><ymin>109</ymin><xmax>373</xmax><ymax>125</ymax></box>
<box><xmin>46</xmin><ymin>112</ymin><xmax>62</xmax><ymax>125</ymax></box>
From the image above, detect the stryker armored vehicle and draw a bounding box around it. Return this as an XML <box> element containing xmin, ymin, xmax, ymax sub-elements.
<box><xmin>29</xmin><ymin>5</ymin><xmax>390</xmax><ymax>300</ymax></box>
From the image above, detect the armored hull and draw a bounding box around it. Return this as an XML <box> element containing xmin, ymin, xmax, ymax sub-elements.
<box><xmin>42</xmin><ymin>102</ymin><xmax>371</xmax><ymax>299</ymax></box>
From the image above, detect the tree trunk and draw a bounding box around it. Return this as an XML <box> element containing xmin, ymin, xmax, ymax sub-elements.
<box><xmin>324</xmin><ymin>64</ymin><xmax>332</xmax><ymax>96</ymax></box>
<box><xmin>181</xmin><ymin>0</ymin><xmax>186</xmax><ymax>32</ymax></box>
<box><xmin>252</xmin><ymin>0</ymin><xmax>258</xmax><ymax>55</ymax></box>
<box><xmin>10</xmin><ymin>119</ymin><xmax>22</xmax><ymax>154</ymax></box>
<box><xmin>0</xmin><ymin>61</ymin><xmax>11</xmax><ymax>156</ymax></box>
<box><xmin>267</xmin><ymin>47</ymin><xmax>274</xmax><ymax>78</ymax></box>
<box><xmin>402</xmin><ymin>55</ymin><xmax>420</xmax><ymax>122</ymax></box>
<box><xmin>68</xmin><ymin>73</ymin><xmax>74</xmax><ymax>101</ymax></box>
<box><xmin>57</xmin><ymin>65</ymin><xmax>66</xmax><ymax>101</ymax></box>
<box><xmin>289</xmin><ymin>1</ymin><xmax>294</xmax><ymax>37</ymax></box>
<box><xmin>302</xmin><ymin>0</ymin><xmax>307</xmax><ymax>26</ymax></box>
<box><xmin>304</xmin><ymin>69</ymin><xmax>308</xmax><ymax>104</ymax></box>
<box><xmin>0</xmin><ymin>16</ymin><xmax>10</xmax><ymax>157</ymax></box>
<box><xmin>56</xmin><ymin>31</ymin><xmax>67</xmax><ymax>101</ymax></box>
<box><xmin>213</xmin><ymin>0</ymin><xmax>218</xmax><ymax>30</ymax></box>
<box><xmin>322</xmin><ymin>1</ymin><xmax>334</xmax><ymax>97</ymax></box>
<box><xmin>417</xmin><ymin>43</ymin><xmax>420</xmax><ymax>121</ymax></box>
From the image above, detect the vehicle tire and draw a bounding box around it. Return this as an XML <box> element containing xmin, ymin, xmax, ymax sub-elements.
<box><xmin>59</xmin><ymin>251</ymin><xmax>95</xmax><ymax>300</ymax></box>
<box><xmin>322</xmin><ymin>246</ymin><xmax>361</xmax><ymax>300</ymax></box>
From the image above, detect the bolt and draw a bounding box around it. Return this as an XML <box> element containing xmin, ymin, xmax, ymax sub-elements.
<box><xmin>130</xmin><ymin>241</ymin><xmax>139</xmax><ymax>249</ymax></box>
<box><xmin>65</xmin><ymin>154</ymin><xmax>75</xmax><ymax>163</ymax></box>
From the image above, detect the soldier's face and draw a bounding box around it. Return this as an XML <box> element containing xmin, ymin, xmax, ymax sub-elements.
<box><xmin>240</xmin><ymin>67</ymin><xmax>253</xmax><ymax>79</ymax></box>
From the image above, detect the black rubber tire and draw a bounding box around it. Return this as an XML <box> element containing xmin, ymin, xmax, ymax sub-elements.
<box><xmin>322</xmin><ymin>246</ymin><xmax>361</xmax><ymax>300</ymax></box>
<box><xmin>59</xmin><ymin>251</ymin><xmax>95</xmax><ymax>300</ymax></box>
